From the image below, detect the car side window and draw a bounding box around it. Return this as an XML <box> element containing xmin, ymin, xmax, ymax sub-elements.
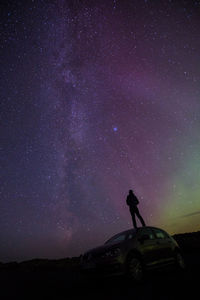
<box><xmin>127</xmin><ymin>233</ymin><xmax>135</xmax><ymax>239</ymax></box>
<box><xmin>139</xmin><ymin>228</ymin><xmax>155</xmax><ymax>240</ymax></box>
<box><xmin>154</xmin><ymin>229</ymin><xmax>167</xmax><ymax>239</ymax></box>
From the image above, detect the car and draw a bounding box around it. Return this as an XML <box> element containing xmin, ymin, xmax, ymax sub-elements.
<box><xmin>80</xmin><ymin>226</ymin><xmax>186</xmax><ymax>282</ymax></box>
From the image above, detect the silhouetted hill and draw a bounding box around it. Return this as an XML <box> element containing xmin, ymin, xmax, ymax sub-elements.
<box><xmin>0</xmin><ymin>256</ymin><xmax>81</xmax><ymax>271</ymax></box>
<box><xmin>173</xmin><ymin>230</ymin><xmax>200</xmax><ymax>252</ymax></box>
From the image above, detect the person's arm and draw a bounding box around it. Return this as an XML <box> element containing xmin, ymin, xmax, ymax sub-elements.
<box><xmin>134</xmin><ymin>194</ymin><xmax>139</xmax><ymax>205</ymax></box>
<box><xmin>126</xmin><ymin>196</ymin><xmax>130</xmax><ymax>206</ymax></box>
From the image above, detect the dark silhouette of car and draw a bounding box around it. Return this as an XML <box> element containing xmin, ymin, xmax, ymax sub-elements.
<box><xmin>81</xmin><ymin>226</ymin><xmax>185</xmax><ymax>282</ymax></box>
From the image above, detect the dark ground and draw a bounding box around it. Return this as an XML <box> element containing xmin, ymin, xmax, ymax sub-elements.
<box><xmin>0</xmin><ymin>250</ymin><xmax>199</xmax><ymax>300</ymax></box>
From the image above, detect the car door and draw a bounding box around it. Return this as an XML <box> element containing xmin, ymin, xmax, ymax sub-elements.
<box><xmin>152</xmin><ymin>228</ymin><xmax>174</xmax><ymax>264</ymax></box>
<box><xmin>136</xmin><ymin>228</ymin><xmax>158</xmax><ymax>267</ymax></box>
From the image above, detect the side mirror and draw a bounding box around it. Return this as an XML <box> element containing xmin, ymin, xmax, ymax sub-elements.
<box><xmin>138</xmin><ymin>234</ymin><xmax>149</xmax><ymax>243</ymax></box>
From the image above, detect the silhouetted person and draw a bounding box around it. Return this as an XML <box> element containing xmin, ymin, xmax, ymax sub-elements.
<box><xmin>126</xmin><ymin>189</ymin><xmax>146</xmax><ymax>229</ymax></box>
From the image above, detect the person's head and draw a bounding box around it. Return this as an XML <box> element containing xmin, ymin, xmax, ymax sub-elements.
<box><xmin>129</xmin><ymin>189</ymin><xmax>133</xmax><ymax>194</ymax></box>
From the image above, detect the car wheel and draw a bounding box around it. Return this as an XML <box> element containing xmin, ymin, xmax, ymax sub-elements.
<box><xmin>175</xmin><ymin>252</ymin><xmax>186</xmax><ymax>270</ymax></box>
<box><xmin>128</xmin><ymin>256</ymin><xmax>144</xmax><ymax>282</ymax></box>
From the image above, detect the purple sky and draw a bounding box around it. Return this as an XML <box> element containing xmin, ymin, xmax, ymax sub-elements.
<box><xmin>1</xmin><ymin>0</ymin><xmax>200</xmax><ymax>262</ymax></box>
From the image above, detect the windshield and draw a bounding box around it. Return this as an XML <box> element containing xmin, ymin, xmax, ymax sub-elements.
<box><xmin>105</xmin><ymin>230</ymin><xmax>137</xmax><ymax>245</ymax></box>
<box><xmin>105</xmin><ymin>233</ymin><xmax>126</xmax><ymax>245</ymax></box>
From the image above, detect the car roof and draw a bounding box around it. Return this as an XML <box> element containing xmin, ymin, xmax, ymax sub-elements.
<box><xmin>112</xmin><ymin>226</ymin><xmax>166</xmax><ymax>237</ymax></box>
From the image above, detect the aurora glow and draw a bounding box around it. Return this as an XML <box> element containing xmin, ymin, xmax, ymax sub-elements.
<box><xmin>1</xmin><ymin>0</ymin><xmax>200</xmax><ymax>262</ymax></box>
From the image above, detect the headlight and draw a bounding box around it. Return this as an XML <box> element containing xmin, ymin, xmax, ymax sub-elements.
<box><xmin>103</xmin><ymin>248</ymin><xmax>121</xmax><ymax>258</ymax></box>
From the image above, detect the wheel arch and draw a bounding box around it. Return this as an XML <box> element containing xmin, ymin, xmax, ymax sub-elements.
<box><xmin>174</xmin><ymin>246</ymin><xmax>184</xmax><ymax>255</ymax></box>
<box><xmin>124</xmin><ymin>249</ymin><xmax>143</xmax><ymax>270</ymax></box>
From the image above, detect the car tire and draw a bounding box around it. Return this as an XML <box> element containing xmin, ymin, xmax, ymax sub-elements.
<box><xmin>127</xmin><ymin>256</ymin><xmax>144</xmax><ymax>283</ymax></box>
<box><xmin>175</xmin><ymin>251</ymin><xmax>186</xmax><ymax>271</ymax></box>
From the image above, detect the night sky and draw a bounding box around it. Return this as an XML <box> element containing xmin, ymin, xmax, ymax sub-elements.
<box><xmin>1</xmin><ymin>0</ymin><xmax>200</xmax><ymax>262</ymax></box>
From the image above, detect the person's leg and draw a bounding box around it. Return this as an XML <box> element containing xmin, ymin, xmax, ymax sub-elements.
<box><xmin>131</xmin><ymin>212</ymin><xmax>137</xmax><ymax>229</ymax></box>
<box><xmin>135</xmin><ymin>208</ymin><xmax>146</xmax><ymax>227</ymax></box>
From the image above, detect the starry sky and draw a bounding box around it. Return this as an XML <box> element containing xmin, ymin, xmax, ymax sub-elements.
<box><xmin>1</xmin><ymin>0</ymin><xmax>200</xmax><ymax>262</ymax></box>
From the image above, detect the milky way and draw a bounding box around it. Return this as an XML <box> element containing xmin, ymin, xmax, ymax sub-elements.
<box><xmin>1</xmin><ymin>0</ymin><xmax>200</xmax><ymax>261</ymax></box>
